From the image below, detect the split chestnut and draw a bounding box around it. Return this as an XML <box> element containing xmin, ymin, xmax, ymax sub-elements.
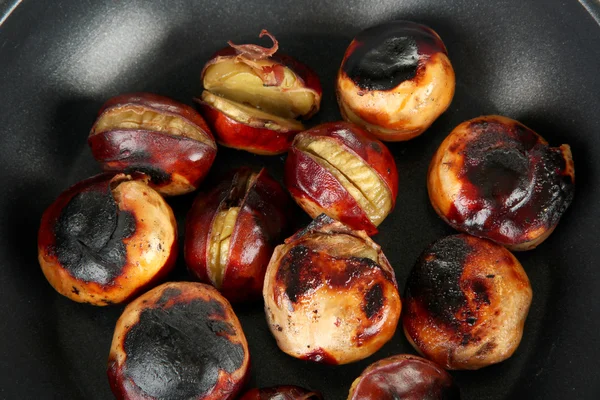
<box><xmin>240</xmin><ymin>386</ymin><xmax>323</xmax><ymax>400</ymax></box>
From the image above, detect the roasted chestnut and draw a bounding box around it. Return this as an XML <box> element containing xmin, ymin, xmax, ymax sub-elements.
<box><xmin>198</xmin><ymin>29</ymin><xmax>322</xmax><ymax>155</ymax></box>
<box><xmin>428</xmin><ymin>115</ymin><xmax>575</xmax><ymax>250</ymax></box>
<box><xmin>263</xmin><ymin>214</ymin><xmax>401</xmax><ymax>365</ymax></box>
<box><xmin>403</xmin><ymin>234</ymin><xmax>532</xmax><ymax>370</ymax></box>
<box><xmin>37</xmin><ymin>173</ymin><xmax>177</xmax><ymax>306</ymax></box>
<box><xmin>348</xmin><ymin>354</ymin><xmax>460</xmax><ymax>400</ymax></box>
<box><xmin>89</xmin><ymin>92</ymin><xmax>217</xmax><ymax>196</ymax></box>
<box><xmin>285</xmin><ymin>121</ymin><xmax>398</xmax><ymax>235</ymax></box>
<box><xmin>337</xmin><ymin>20</ymin><xmax>455</xmax><ymax>141</ymax></box>
<box><xmin>108</xmin><ymin>282</ymin><xmax>250</xmax><ymax>400</ymax></box>
<box><xmin>185</xmin><ymin>167</ymin><xmax>290</xmax><ymax>302</ymax></box>
<box><xmin>240</xmin><ymin>386</ymin><xmax>323</xmax><ymax>400</ymax></box>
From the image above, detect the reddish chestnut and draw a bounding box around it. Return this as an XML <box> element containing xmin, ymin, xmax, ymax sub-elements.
<box><xmin>185</xmin><ymin>168</ymin><xmax>290</xmax><ymax>302</ymax></box>
<box><xmin>337</xmin><ymin>21</ymin><xmax>455</xmax><ymax>141</ymax></box>
<box><xmin>348</xmin><ymin>354</ymin><xmax>460</xmax><ymax>400</ymax></box>
<box><xmin>263</xmin><ymin>214</ymin><xmax>401</xmax><ymax>365</ymax></box>
<box><xmin>108</xmin><ymin>282</ymin><xmax>250</xmax><ymax>400</ymax></box>
<box><xmin>239</xmin><ymin>386</ymin><xmax>323</xmax><ymax>400</ymax></box>
<box><xmin>428</xmin><ymin>115</ymin><xmax>575</xmax><ymax>250</ymax></box>
<box><xmin>403</xmin><ymin>234</ymin><xmax>532</xmax><ymax>370</ymax></box>
<box><xmin>285</xmin><ymin>121</ymin><xmax>398</xmax><ymax>235</ymax></box>
<box><xmin>89</xmin><ymin>92</ymin><xmax>217</xmax><ymax>196</ymax></box>
<box><xmin>37</xmin><ymin>173</ymin><xmax>177</xmax><ymax>305</ymax></box>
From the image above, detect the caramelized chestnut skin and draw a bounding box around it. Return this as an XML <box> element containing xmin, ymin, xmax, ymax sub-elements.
<box><xmin>89</xmin><ymin>92</ymin><xmax>217</xmax><ymax>196</ymax></box>
<box><xmin>185</xmin><ymin>167</ymin><xmax>290</xmax><ymax>302</ymax></box>
<box><xmin>348</xmin><ymin>354</ymin><xmax>460</xmax><ymax>400</ymax></box>
<box><xmin>403</xmin><ymin>234</ymin><xmax>532</xmax><ymax>370</ymax></box>
<box><xmin>108</xmin><ymin>282</ymin><xmax>250</xmax><ymax>400</ymax></box>
<box><xmin>37</xmin><ymin>173</ymin><xmax>177</xmax><ymax>306</ymax></box>
<box><xmin>285</xmin><ymin>122</ymin><xmax>398</xmax><ymax>235</ymax></box>
<box><xmin>428</xmin><ymin>115</ymin><xmax>575</xmax><ymax>250</ymax></box>
<box><xmin>263</xmin><ymin>214</ymin><xmax>401</xmax><ymax>365</ymax></box>
<box><xmin>240</xmin><ymin>386</ymin><xmax>323</xmax><ymax>400</ymax></box>
<box><xmin>337</xmin><ymin>21</ymin><xmax>455</xmax><ymax>141</ymax></box>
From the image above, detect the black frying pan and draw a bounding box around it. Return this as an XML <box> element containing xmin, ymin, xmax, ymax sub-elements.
<box><xmin>1</xmin><ymin>0</ymin><xmax>599</xmax><ymax>398</ymax></box>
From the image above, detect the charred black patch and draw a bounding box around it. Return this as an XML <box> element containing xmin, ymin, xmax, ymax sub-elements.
<box><xmin>123</xmin><ymin>165</ymin><xmax>170</xmax><ymax>184</ymax></box>
<box><xmin>157</xmin><ymin>287</ymin><xmax>182</xmax><ymax>306</ymax></box>
<box><xmin>300</xmin><ymin>348</ymin><xmax>337</xmax><ymax>365</ymax></box>
<box><xmin>363</xmin><ymin>283</ymin><xmax>384</xmax><ymax>319</ymax></box>
<box><xmin>54</xmin><ymin>184</ymin><xmax>135</xmax><ymax>285</ymax></box>
<box><xmin>471</xmin><ymin>279</ymin><xmax>491</xmax><ymax>306</ymax></box>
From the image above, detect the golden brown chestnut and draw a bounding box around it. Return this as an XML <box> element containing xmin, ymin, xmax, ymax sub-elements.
<box><xmin>108</xmin><ymin>282</ymin><xmax>250</xmax><ymax>400</ymax></box>
<box><xmin>403</xmin><ymin>234</ymin><xmax>532</xmax><ymax>370</ymax></box>
<box><xmin>285</xmin><ymin>122</ymin><xmax>398</xmax><ymax>235</ymax></box>
<box><xmin>337</xmin><ymin>21</ymin><xmax>455</xmax><ymax>141</ymax></box>
<box><xmin>89</xmin><ymin>92</ymin><xmax>217</xmax><ymax>196</ymax></box>
<box><xmin>428</xmin><ymin>115</ymin><xmax>575</xmax><ymax>250</ymax></box>
<box><xmin>263</xmin><ymin>214</ymin><xmax>401</xmax><ymax>365</ymax></box>
<box><xmin>37</xmin><ymin>173</ymin><xmax>177</xmax><ymax>306</ymax></box>
<box><xmin>239</xmin><ymin>386</ymin><xmax>323</xmax><ymax>400</ymax></box>
<box><xmin>348</xmin><ymin>354</ymin><xmax>460</xmax><ymax>400</ymax></box>
<box><xmin>184</xmin><ymin>167</ymin><xmax>290</xmax><ymax>302</ymax></box>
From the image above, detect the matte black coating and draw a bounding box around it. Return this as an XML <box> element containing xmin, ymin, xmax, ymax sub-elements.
<box><xmin>1</xmin><ymin>0</ymin><xmax>599</xmax><ymax>399</ymax></box>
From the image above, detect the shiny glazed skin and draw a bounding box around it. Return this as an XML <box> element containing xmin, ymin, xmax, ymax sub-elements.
<box><xmin>89</xmin><ymin>92</ymin><xmax>217</xmax><ymax>196</ymax></box>
<box><xmin>348</xmin><ymin>354</ymin><xmax>460</xmax><ymax>400</ymax></box>
<box><xmin>337</xmin><ymin>20</ymin><xmax>455</xmax><ymax>141</ymax></box>
<box><xmin>403</xmin><ymin>234</ymin><xmax>532</xmax><ymax>370</ymax></box>
<box><xmin>263</xmin><ymin>214</ymin><xmax>401</xmax><ymax>365</ymax></box>
<box><xmin>428</xmin><ymin>115</ymin><xmax>575</xmax><ymax>250</ymax></box>
<box><xmin>185</xmin><ymin>168</ymin><xmax>290</xmax><ymax>302</ymax></box>
<box><xmin>108</xmin><ymin>282</ymin><xmax>250</xmax><ymax>400</ymax></box>
<box><xmin>37</xmin><ymin>173</ymin><xmax>177</xmax><ymax>305</ymax></box>
<box><xmin>285</xmin><ymin>121</ymin><xmax>398</xmax><ymax>235</ymax></box>
<box><xmin>239</xmin><ymin>386</ymin><xmax>323</xmax><ymax>400</ymax></box>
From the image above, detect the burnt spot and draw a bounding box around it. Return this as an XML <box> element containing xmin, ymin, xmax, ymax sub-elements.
<box><xmin>363</xmin><ymin>284</ymin><xmax>384</xmax><ymax>319</ymax></box>
<box><xmin>71</xmin><ymin>286</ymin><xmax>79</xmax><ymax>295</ymax></box>
<box><xmin>124</xmin><ymin>165</ymin><xmax>170</xmax><ymax>184</ymax></box>
<box><xmin>470</xmin><ymin>279</ymin><xmax>491</xmax><ymax>306</ymax></box>
<box><xmin>300</xmin><ymin>348</ymin><xmax>337</xmax><ymax>365</ymax></box>
<box><xmin>123</xmin><ymin>297</ymin><xmax>244</xmax><ymax>399</ymax></box>
<box><xmin>54</xmin><ymin>183</ymin><xmax>136</xmax><ymax>285</ymax></box>
<box><xmin>156</xmin><ymin>287</ymin><xmax>182</xmax><ymax>307</ymax></box>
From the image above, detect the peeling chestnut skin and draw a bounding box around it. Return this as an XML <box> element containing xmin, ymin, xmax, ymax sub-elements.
<box><xmin>89</xmin><ymin>92</ymin><xmax>217</xmax><ymax>196</ymax></box>
<box><xmin>285</xmin><ymin>121</ymin><xmax>398</xmax><ymax>235</ymax></box>
<box><xmin>348</xmin><ymin>354</ymin><xmax>460</xmax><ymax>400</ymax></box>
<box><xmin>185</xmin><ymin>167</ymin><xmax>290</xmax><ymax>302</ymax></box>
<box><xmin>108</xmin><ymin>282</ymin><xmax>250</xmax><ymax>400</ymax></box>
<box><xmin>428</xmin><ymin>115</ymin><xmax>575</xmax><ymax>250</ymax></box>
<box><xmin>403</xmin><ymin>234</ymin><xmax>532</xmax><ymax>370</ymax></box>
<box><xmin>337</xmin><ymin>20</ymin><xmax>455</xmax><ymax>141</ymax></box>
<box><xmin>239</xmin><ymin>386</ymin><xmax>323</xmax><ymax>400</ymax></box>
<box><xmin>263</xmin><ymin>214</ymin><xmax>401</xmax><ymax>365</ymax></box>
<box><xmin>37</xmin><ymin>173</ymin><xmax>177</xmax><ymax>306</ymax></box>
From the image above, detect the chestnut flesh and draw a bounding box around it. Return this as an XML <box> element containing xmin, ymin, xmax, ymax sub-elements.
<box><xmin>285</xmin><ymin>121</ymin><xmax>398</xmax><ymax>235</ymax></box>
<box><xmin>108</xmin><ymin>282</ymin><xmax>250</xmax><ymax>400</ymax></box>
<box><xmin>428</xmin><ymin>115</ymin><xmax>575</xmax><ymax>250</ymax></box>
<box><xmin>239</xmin><ymin>386</ymin><xmax>323</xmax><ymax>400</ymax></box>
<box><xmin>185</xmin><ymin>167</ymin><xmax>290</xmax><ymax>302</ymax></box>
<box><xmin>263</xmin><ymin>214</ymin><xmax>401</xmax><ymax>365</ymax></box>
<box><xmin>37</xmin><ymin>173</ymin><xmax>177</xmax><ymax>306</ymax></box>
<box><xmin>403</xmin><ymin>234</ymin><xmax>532</xmax><ymax>370</ymax></box>
<box><xmin>89</xmin><ymin>92</ymin><xmax>217</xmax><ymax>196</ymax></box>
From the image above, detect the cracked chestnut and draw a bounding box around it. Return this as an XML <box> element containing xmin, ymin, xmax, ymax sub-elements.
<box><xmin>239</xmin><ymin>386</ymin><xmax>323</xmax><ymax>400</ymax></box>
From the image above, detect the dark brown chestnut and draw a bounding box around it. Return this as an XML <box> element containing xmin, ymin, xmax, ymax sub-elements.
<box><xmin>263</xmin><ymin>214</ymin><xmax>401</xmax><ymax>365</ymax></box>
<box><xmin>428</xmin><ymin>115</ymin><xmax>575</xmax><ymax>250</ymax></box>
<box><xmin>403</xmin><ymin>234</ymin><xmax>532</xmax><ymax>370</ymax></box>
<box><xmin>185</xmin><ymin>167</ymin><xmax>290</xmax><ymax>302</ymax></box>
<box><xmin>89</xmin><ymin>92</ymin><xmax>217</xmax><ymax>196</ymax></box>
<box><xmin>37</xmin><ymin>173</ymin><xmax>177</xmax><ymax>306</ymax></box>
<box><xmin>337</xmin><ymin>20</ymin><xmax>455</xmax><ymax>141</ymax></box>
<box><xmin>108</xmin><ymin>282</ymin><xmax>250</xmax><ymax>400</ymax></box>
<box><xmin>348</xmin><ymin>354</ymin><xmax>460</xmax><ymax>400</ymax></box>
<box><xmin>239</xmin><ymin>386</ymin><xmax>323</xmax><ymax>400</ymax></box>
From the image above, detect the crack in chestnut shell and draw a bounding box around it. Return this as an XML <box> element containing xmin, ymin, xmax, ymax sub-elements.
<box><xmin>108</xmin><ymin>282</ymin><xmax>250</xmax><ymax>400</ymax></box>
<box><xmin>348</xmin><ymin>354</ymin><xmax>460</xmax><ymax>400</ymax></box>
<box><xmin>239</xmin><ymin>386</ymin><xmax>323</xmax><ymax>400</ymax></box>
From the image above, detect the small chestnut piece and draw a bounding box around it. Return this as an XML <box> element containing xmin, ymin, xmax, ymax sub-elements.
<box><xmin>263</xmin><ymin>214</ymin><xmax>401</xmax><ymax>365</ymax></box>
<box><xmin>285</xmin><ymin>121</ymin><xmax>398</xmax><ymax>235</ymax></box>
<box><xmin>89</xmin><ymin>92</ymin><xmax>217</xmax><ymax>196</ymax></box>
<box><xmin>198</xmin><ymin>29</ymin><xmax>322</xmax><ymax>155</ymax></box>
<box><xmin>185</xmin><ymin>167</ymin><xmax>290</xmax><ymax>302</ymax></box>
<box><xmin>428</xmin><ymin>115</ymin><xmax>575</xmax><ymax>250</ymax></box>
<box><xmin>348</xmin><ymin>354</ymin><xmax>460</xmax><ymax>400</ymax></box>
<box><xmin>37</xmin><ymin>173</ymin><xmax>177</xmax><ymax>305</ymax></box>
<box><xmin>108</xmin><ymin>282</ymin><xmax>250</xmax><ymax>400</ymax></box>
<box><xmin>403</xmin><ymin>234</ymin><xmax>533</xmax><ymax>370</ymax></box>
<box><xmin>239</xmin><ymin>386</ymin><xmax>323</xmax><ymax>400</ymax></box>
<box><xmin>337</xmin><ymin>20</ymin><xmax>455</xmax><ymax>141</ymax></box>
